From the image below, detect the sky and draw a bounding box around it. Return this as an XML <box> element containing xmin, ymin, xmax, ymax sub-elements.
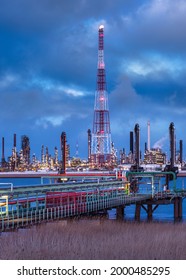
<box><xmin>1</xmin><ymin>0</ymin><xmax>186</xmax><ymax>161</ymax></box>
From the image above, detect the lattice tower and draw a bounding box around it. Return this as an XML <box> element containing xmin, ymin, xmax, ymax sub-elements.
<box><xmin>91</xmin><ymin>25</ymin><xmax>112</xmax><ymax>167</ymax></box>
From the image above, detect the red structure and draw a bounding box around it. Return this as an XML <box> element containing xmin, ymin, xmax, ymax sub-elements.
<box><xmin>91</xmin><ymin>25</ymin><xmax>112</xmax><ymax>168</ymax></box>
<box><xmin>46</xmin><ymin>191</ymin><xmax>87</xmax><ymax>213</ymax></box>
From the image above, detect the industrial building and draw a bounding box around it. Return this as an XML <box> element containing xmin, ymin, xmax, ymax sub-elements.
<box><xmin>144</xmin><ymin>148</ymin><xmax>166</xmax><ymax>165</ymax></box>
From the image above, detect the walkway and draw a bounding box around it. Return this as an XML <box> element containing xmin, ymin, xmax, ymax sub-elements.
<box><xmin>1</xmin><ymin>171</ymin><xmax>186</xmax><ymax>231</ymax></box>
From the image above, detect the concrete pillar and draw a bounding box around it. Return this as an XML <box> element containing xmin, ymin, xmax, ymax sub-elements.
<box><xmin>178</xmin><ymin>197</ymin><xmax>183</xmax><ymax>220</ymax></box>
<box><xmin>135</xmin><ymin>203</ymin><xmax>141</xmax><ymax>221</ymax></box>
<box><xmin>147</xmin><ymin>204</ymin><xmax>153</xmax><ymax>221</ymax></box>
<box><xmin>174</xmin><ymin>197</ymin><xmax>179</xmax><ymax>221</ymax></box>
<box><xmin>116</xmin><ymin>206</ymin><xmax>124</xmax><ymax>220</ymax></box>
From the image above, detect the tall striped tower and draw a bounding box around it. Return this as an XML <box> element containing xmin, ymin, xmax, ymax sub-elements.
<box><xmin>91</xmin><ymin>25</ymin><xmax>112</xmax><ymax>168</ymax></box>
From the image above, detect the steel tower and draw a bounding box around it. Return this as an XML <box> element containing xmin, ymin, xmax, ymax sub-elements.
<box><xmin>91</xmin><ymin>25</ymin><xmax>112</xmax><ymax>167</ymax></box>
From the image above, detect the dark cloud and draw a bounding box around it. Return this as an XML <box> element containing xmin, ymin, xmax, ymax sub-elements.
<box><xmin>0</xmin><ymin>0</ymin><xmax>186</xmax><ymax>159</ymax></box>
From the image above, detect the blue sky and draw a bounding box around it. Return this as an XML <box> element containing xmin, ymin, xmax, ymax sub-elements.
<box><xmin>1</xmin><ymin>0</ymin><xmax>186</xmax><ymax>161</ymax></box>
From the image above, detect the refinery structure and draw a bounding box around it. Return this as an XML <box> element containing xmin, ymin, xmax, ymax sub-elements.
<box><xmin>0</xmin><ymin>26</ymin><xmax>185</xmax><ymax>172</ymax></box>
<box><xmin>0</xmin><ymin>122</ymin><xmax>184</xmax><ymax>172</ymax></box>
<box><xmin>0</xmin><ymin>121</ymin><xmax>184</xmax><ymax>172</ymax></box>
<box><xmin>91</xmin><ymin>25</ymin><xmax>113</xmax><ymax>168</ymax></box>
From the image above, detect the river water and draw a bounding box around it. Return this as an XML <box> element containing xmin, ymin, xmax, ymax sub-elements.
<box><xmin>0</xmin><ymin>176</ymin><xmax>186</xmax><ymax>222</ymax></box>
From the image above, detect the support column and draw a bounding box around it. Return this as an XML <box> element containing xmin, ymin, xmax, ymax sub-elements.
<box><xmin>116</xmin><ymin>206</ymin><xmax>124</xmax><ymax>220</ymax></box>
<box><xmin>174</xmin><ymin>197</ymin><xmax>179</xmax><ymax>221</ymax></box>
<box><xmin>147</xmin><ymin>204</ymin><xmax>153</xmax><ymax>221</ymax></box>
<box><xmin>135</xmin><ymin>203</ymin><xmax>141</xmax><ymax>221</ymax></box>
<box><xmin>178</xmin><ymin>197</ymin><xmax>182</xmax><ymax>220</ymax></box>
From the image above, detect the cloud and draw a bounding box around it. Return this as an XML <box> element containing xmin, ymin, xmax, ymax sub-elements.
<box><xmin>35</xmin><ymin>116</ymin><xmax>70</xmax><ymax>129</ymax></box>
<box><xmin>123</xmin><ymin>55</ymin><xmax>186</xmax><ymax>79</ymax></box>
<box><xmin>127</xmin><ymin>0</ymin><xmax>186</xmax><ymax>53</ymax></box>
<box><xmin>1</xmin><ymin>0</ymin><xmax>186</xmax><ymax>159</ymax></box>
<box><xmin>0</xmin><ymin>73</ymin><xmax>20</xmax><ymax>88</ymax></box>
<box><xmin>110</xmin><ymin>76</ymin><xmax>141</xmax><ymax>106</ymax></box>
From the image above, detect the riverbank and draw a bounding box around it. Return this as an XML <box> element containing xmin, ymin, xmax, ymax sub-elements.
<box><xmin>0</xmin><ymin>219</ymin><xmax>186</xmax><ymax>260</ymax></box>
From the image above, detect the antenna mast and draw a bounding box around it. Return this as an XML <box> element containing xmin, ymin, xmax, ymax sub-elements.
<box><xmin>91</xmin><ymin>25</ymin><xmax>112</xmax><ymax>168</ymax></box>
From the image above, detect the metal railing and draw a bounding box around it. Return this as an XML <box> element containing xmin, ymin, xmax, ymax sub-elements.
<box><xmin>2</xmin><ymin>172</ymin><xmax>181</xmax><ymax>232</ymax></box>
<box><xmin>0</xmin><ymin>191</ymin><xmax>151</xmax><ymax>232</ymax></box>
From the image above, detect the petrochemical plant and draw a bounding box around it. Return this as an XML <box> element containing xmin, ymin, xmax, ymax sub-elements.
<box><xmin>0</xmin><ymin>25</ymin><xmax>184</xmax><ymax>173</ymax></box>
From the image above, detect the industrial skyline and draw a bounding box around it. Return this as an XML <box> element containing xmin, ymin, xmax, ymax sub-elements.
<box><xmin>0</xmin><ymin>119</ymin><xmax>184</xmax><ymax>171</ymax></box>
<box><xmin>0</xmin><ymin>1</ymin><xmax>186</xmax><ymax>159</ymax></box>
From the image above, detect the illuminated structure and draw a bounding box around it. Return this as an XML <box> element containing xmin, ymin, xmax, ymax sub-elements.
<box><xmin>1</xmin><ymin>137</ymin><xmax>6</xmax><ymax>167</ymax></box>
<box><xmin>41</xmin><ymin>145</ymin><xmax>45</xmax><ymax>164</ymax></box>
<box><xmin>130</xmin><ymin>124</ymin><xmax>144</xmax><ymax>171</ymax></box>
<box><xmin>144</xmin><ymin>148</ymin><xmax>166</xmax><ymax>165</ymax></box>
<box><xmin>54</xmin><ymin>146</ymin><xmax>58</xmax><ymax>165</ymax></box>
<box><xmin>91</xmin><ymin>25</ymin><xmax>112</xmax><ymax>168</ymax></box>
<box><xmin>60</xmin><ymin>132</ymin><xmax>70</xmax><ymax>173</ymax></box>
<box><xmin>9</xmin><ymin>134</ymin><xmax>17</xmax><ymax>171</ymax></box>
<box><xmin>87</xmin><ymin>129</ymin><xmax>91</xmax><ymax>163</ymax></box>
<box><xmin>179</xmin><ymin>140</ymin><xmax>183</xmax><ymax>165</ymax></box>
<box><xmin>169</xmin><ymin>122</ymin><xmax>175</xmax><ymax>168</ymax></box>
<box><xmin>21</xmin><ymin>135</ymin><xmax>30</xmax><ymax>165</ymax></box>
<box><xmin>134</xmin><ymin>124</ymin><xmax>140</xmax><ymax>169</ymax></box>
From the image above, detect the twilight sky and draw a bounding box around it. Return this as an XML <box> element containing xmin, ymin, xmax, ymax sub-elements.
<box><xmin>1</xmin><ymin>0</ymin><xmax>186</xmax><ymax>161</ymax></box>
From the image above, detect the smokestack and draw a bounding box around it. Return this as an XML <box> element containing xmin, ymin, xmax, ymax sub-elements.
<box><xmin>87</xmin><ymin>129</ymin><xmax>91</xmax><ymax>163</ymax></box>
<box><xmin>13</xmin><ymin>133</ymin><xmax>16</xmax><ymax>148</ymax></box>
<box><xmin>180</xmin><ymin>140</ymin><xmax>183</xmax><ymax>165</ymax></box>
<box><xmin>41</xmin><ymin>145</ymin><xmax>44</xmax><ymax>163</ymax></box>
<box><xmin>147</xmin><ymin>121</ymin><xmax>150</xmax><ymax>151</ymax></box>
<box><xmin>134</xmin><ymin>123</ymin><xmax>140</xmax><ymax>168</ymax></box>
<box><xmin>1</xmin><ymin>137</ymin><xmax>5</xmax><ymax>165</ymax></box>
<box><xmin>130</xmin><ymin>131</ymin><xmax>134</xmax><ymax>154</ymax></box>
<box><xmin>2</xmin><ymin>137</ymin><xmax>5</xmax><ymax>160</ymax></box>
<box><xmin>61</xmin><ymin>132</ymin><xmax>66</xmax><ymax>174</ymax></box>
<box><xmin>169</xmin><ymin>122</ymin><xmax>175</xmax><ymax>168</ymax></box>
<box><xmin>164</xmin><ymin>123</ymin><xmax>178</xmax><ymax>186</ymax></box>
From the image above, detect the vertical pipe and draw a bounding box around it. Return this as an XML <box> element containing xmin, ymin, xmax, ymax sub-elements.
<box><xmin>13</xmin><ymin>133</ymin><xmax>16</xmax><ymax>148</ymax></box>
<box><xmin>134</xmin><ymin>124</ymin><xmax>140</xmax><ymax>169</ymax></box>
<box><xmin>87</xmin><ymin>129</ymin><xmax>91</xmax><ymax>163</ymax></box>
<box><xmin>13</xmin><ymin>133</ymin><xmax>17</xmax><ymax>170</ymax></box>
<box><xmin>61</xmin><ymin>132</ymin><xmax>66</xmax><ymax>174</ymax></box>
<box><xmin>169</xmin><ymin>122</ymin><xmax>175</xmax><ymax>168</ymax></box>
<box><xmin>180</xmin><ymin>140</ymin><xmax>183</xmax><ymax>165</ymax></box>
<box><xmin>41</xmin><ymin>145</ymin><xmax>45</xmax><ymax>164</ymax></box>
<box><xmin>1</xmin><ymin>137</ymin><xmax>5</xmax><ymax>164</ymax></box>
<box><xmin>130</xmin><ymin>131</ymin><xmax>133</xmax><ymax>154</ymax></box>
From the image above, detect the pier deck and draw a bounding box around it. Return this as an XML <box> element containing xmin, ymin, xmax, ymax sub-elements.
<box><xmin>0</xmin><ymin>172</ymin><xmax>186</xmax><ymax>231</ymax></box>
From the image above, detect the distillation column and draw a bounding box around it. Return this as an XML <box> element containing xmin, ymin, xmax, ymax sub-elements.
<box><xmin>60</xmin><ymin>132</ymin><xmax>66</xmax><ymax>174</ymax></box>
